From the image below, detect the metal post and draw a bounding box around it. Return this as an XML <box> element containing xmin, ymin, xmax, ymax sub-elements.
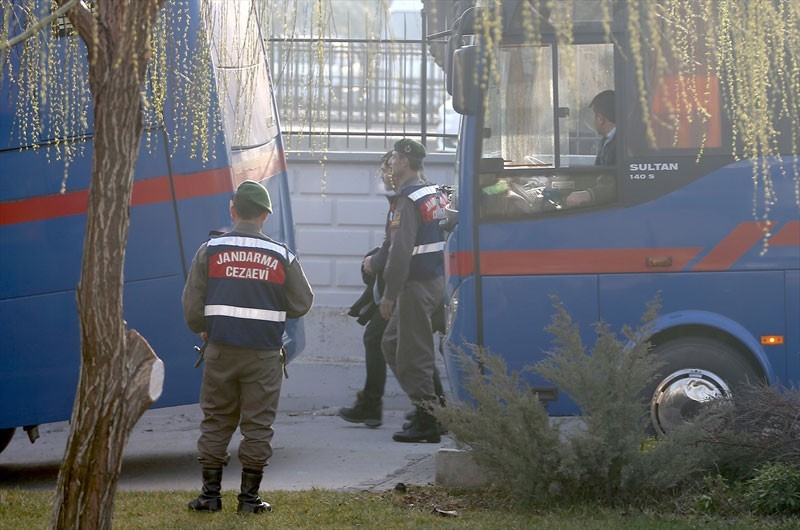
<box><xmin>420</xmin><ymin>7</ymin><xmax>428</xmax><ymax>144</ymax></box>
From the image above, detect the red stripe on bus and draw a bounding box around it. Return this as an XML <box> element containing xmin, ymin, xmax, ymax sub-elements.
<box><xmin>0</xmin><ymin>189</ymin><xmax>89</xmax><ymax>225</ymax></box>
<box><xmin>691</xmin><ymin>222</ymin><xmax>767</xmax><ymax>271</ymax></box>
<box><xmin>448</xmin><ymin>247</ymin><xmax>702</xmax><ymax>276</ymax></box>
<box><xmin>769</xmin><ymin>221</ymin><xmax>800</xmax><ymax>246</ymax></box>
<box><xmin>0</xmin><ymin>168</ymin><xmax>234</xmax><ymax>226</ymax></box>
<box><xmin>126</xmin><ymin>168</ymin><xmax>234</xmax><ymax>205</ymax></box>
<box><xmin>481</xmin><ymin>248</ymin><xmax>702</xmax><ymax>275</ymax></box>
<box><xmin>447</xmin><ymin>251</ymin><xmax>476</xmax><ymax>276</ymax></box>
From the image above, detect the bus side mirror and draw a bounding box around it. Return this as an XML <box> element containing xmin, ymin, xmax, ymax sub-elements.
<box><xmin>444</xmin><ymin>34</ymin><xmax>459</xmax><ymax>96</ymax></box>
<box><xmin>452</xmin><ymin>45</ymin><xmax>478</xmax><ymax>116</ymax></box>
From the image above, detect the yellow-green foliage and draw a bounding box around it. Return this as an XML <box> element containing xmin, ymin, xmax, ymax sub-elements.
<box><xmin>0</xmin><ymin>0</ymin><xmax>220</xmax><ymax>171</ymax></box>
<box><xmin>470</xmin><ymin>0</ymin><xmax>799</xmax><ymax>233</ymax></box>
<box><xmin>0</xmin><ymin>1</ymin><xmax>405</xmax><ymax>197</ymax></box>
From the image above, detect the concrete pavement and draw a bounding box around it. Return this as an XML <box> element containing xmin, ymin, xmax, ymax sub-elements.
<box><xmin>0</xmin><ymin>357</ymin><xmax>457</xmax><ymax>492</ymax></box>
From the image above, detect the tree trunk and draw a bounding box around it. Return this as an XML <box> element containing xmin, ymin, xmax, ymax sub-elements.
<box><xmin>51</xmin><ymin>2</ymin><xmax>165</xmax><ymax>529</ymax></box>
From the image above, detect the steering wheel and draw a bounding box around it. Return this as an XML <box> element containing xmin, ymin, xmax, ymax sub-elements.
<box><xmin>507</xmin><ymin>180</ymin><xmax>562</xmax><ymax>212</ymax></box>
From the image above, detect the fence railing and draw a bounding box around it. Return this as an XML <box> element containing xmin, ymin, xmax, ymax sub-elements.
<box><xmin>266</xmin><ymin>35</ymin><xmax>457</xmax><ymax>154</ymax></box>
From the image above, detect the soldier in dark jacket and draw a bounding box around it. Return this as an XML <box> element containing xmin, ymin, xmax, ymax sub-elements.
<box><xmin>380</xmin><ymin>139</ymin><xmax>448</xmax><ymax>443</ymax></box>
<box><xmin>339</xmin><ymin>151</ymin><xmax>444</xmax><ymax>428</ymax></box>
<box><xmin>182</xmin><ymin>180</ymin><xmax>313</xmax><ymax>514</ymax></box>
<box><xmin>339</xmin><ymin>151</ymin><xmax>446</xmax><ymax>429</ymax></box>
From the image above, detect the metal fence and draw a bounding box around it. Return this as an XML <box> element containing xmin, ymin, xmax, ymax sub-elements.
<box><xmin>266</xmin><ymin>34</ymin><xmax>456</xmax><ymax>154</ymax></box>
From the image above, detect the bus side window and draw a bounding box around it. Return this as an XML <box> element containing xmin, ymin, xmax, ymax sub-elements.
<box><xmin>557</xmin><ymin>42</ymin><xmax>618</xmax><ymax>209</ymax></box>
<box><xmin>557</xmin><ymin>44</ymin><xmax>615</xmax><ymax>168</ymax></box>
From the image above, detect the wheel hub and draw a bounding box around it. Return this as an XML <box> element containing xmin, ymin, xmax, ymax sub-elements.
<box><xmin>650</xmin><ymin>368</ymin><xmax>731</xmax><ymax>435</ymax></box>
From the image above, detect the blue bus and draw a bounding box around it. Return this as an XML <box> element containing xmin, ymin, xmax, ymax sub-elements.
<box><xmin>439</xmin><ymin>0</ymin><xmax>799</xmax><ymax>434</ymax></box>
<box><xmin>0</xmin><ymin>1</ymin><xmax>303</xmax><ymax>452</ymax></box>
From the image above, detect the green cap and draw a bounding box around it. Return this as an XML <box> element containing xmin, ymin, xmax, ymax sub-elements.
<box><xmin>234</xmin><ymin>180</ymin><xmax>272</xmax><ymax>214</ymax></box>
<box><xmin>394</xmin><ymin>138</ymin><xmax>426</xmax><ymax>160</ymax></box>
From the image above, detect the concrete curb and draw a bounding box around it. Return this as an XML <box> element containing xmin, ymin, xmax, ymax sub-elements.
<box><xmin>435</xmin><ymin>447</ymin><xmax>491</xmax><ymax>489</ymax></box>
<box><xmin>433</xmin><ymin>417</ymin><xmax>587</xmax><ymax>489</ymax></box>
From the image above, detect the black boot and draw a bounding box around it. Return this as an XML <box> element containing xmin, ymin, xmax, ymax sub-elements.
<box><xmin>338</xmin><ymin>390</ymin><xmax>382</xmax><ymax>428</ymax></box>
<box><xmin>403</xmin><ymin>407</ymin><xmax>447</xmax><ymax>435</ymax></box>
<box><xmin>402</xmin><ymin>408</ymin><xmax>417</xmax><ymax>430</ymax></box>
<box><xmin>188</xmin><ymin>467</ymin><xmax>222</xmax><ymax>511</ymax></box>
<box><xmin>402</xmin><ymin>369</ymin><xmax>447</xmax><ymax>430</ymax></box>
<box><xmin>393</xmin><ymin>406</ymin><xmax>442</xmax><ymax>443</ymax></box>
<box><xmin>237</xmin><ymin>469</ymin><xmax>272</xmax><ymax>514</ymax></box>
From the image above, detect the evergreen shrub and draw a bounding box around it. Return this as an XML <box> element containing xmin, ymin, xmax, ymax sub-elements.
<box><xmin>433</xmin><ymin>298</ymin><xmax>719</xmax><ymax>505</ymax></box>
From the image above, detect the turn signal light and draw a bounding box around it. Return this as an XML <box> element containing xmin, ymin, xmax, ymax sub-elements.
<box><xmin>760</xmin><ymin>335</ymin><xmax>784</xmax><ymax>345</ymax></box>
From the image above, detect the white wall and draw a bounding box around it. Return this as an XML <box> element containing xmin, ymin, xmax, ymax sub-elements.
<box><xmin>286</xmin><ymin>151</ymin><xmax>455</xmax><ymax>308</ymax></box>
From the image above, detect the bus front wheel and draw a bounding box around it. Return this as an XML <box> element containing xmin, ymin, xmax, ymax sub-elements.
<box><xmin>0</xmin><ymin>428</ymin><xmax>15</xmax><ymax>454</ymax></box>
<box><xmin>647</xmin><ymin>337</ymin><xmax>761</xmax><ymax>436</ymax></box>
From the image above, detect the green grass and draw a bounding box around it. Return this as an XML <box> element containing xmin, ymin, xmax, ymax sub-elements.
<box><xmin>1</xmin><ymin>487</ymin><xmax>797</xmax><ymax>529</ymax></box>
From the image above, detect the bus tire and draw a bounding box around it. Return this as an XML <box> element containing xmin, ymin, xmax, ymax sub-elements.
<box><xmin>647</xmin><ymin>336</ymin><xmax>762</xmax><ymax>436</ymax></box>
<box><xmin>0</xmin><ymin>428</ymin><xmax>14</xmax><ymax>454</ymax></box>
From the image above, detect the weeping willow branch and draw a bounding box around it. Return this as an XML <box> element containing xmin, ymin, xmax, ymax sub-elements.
<box><xmin>467</xmin><ymin>0</ymin><xmax>798</xmax><ymax>233</ymax></box>
<box><xmin>0</xmin><ymin>0</ymin><xmax>78</xmax><ymax>50</ymax></box>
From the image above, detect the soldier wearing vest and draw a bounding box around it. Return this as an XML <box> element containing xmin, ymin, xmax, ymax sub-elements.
<box><xmin>182</xmin><ymin>180</ymin><xmax>313</xmax><ymax>514</ymax></box>
<box><xmin>379</xmin><ymin>138</ymin><xmax>448</xmax><ymax>443</ymax></box>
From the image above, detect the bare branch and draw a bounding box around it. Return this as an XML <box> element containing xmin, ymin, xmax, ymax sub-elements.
<box><xmin>0</xmin><ymin>0</ymin><xmax>80</xmax><ymax>51</ymax></box>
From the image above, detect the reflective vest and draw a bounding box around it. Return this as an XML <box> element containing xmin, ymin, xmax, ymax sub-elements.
<box><xmin>204</xmin><ymin>230</ymin><xmax>294</xmax><ymax>349</ymax></box>
<box><xmin>392</xmin><ymin>184</ymin><xmax>448</xmax><ymax>280</ymax></box>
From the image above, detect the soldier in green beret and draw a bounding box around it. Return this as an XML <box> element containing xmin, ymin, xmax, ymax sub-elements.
<box><xmin>393</xmin><ymin>138</ymin><xmax>427</xmax><ymax>160</ymax></box>
<box><xmin>338</xmin><ymin>151</ymin><xmax>447</xmax><ymax>431</ymax></box>
<box><xmin>182</xmin><ymin>179</ymin><xmax>313</xmax><ymax>514</ymax></box>
<box><xmin>379</xmin><ymin>139</ymin><xmax>448</xmax><ymax>443</ymax></box>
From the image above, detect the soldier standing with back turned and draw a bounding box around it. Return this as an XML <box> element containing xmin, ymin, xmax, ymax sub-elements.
<box><xmin>182</xmin><ymin>180</ymin><xmax>313</xmax><ymax>514</ymax></box>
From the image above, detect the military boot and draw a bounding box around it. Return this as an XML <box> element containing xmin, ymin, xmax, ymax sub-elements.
<box><xmin>393</xmin><ymin>406</ymin><xmax>442</xmax><ymax>443</ymax></box>
<box><xmin>237</xmin><ymin>469</ymin><xmax>272</xmax><ymax>514</ymax></box>
<box><xmin>338</xmin><ymin>390</ymin><xmax>382</xmax><ymax>428</ymax></box>
<box><xmin>402</xmin><ymin>408</ymin><xmax>418</xmax><ymax>430</ymax></box>
<box><xmin>188</xmin><ymin>467</ymin><xmax>223</xmax><ymax>511</ymax></box>
<box><xmin>403</xmin><ymin>407</ymin><xmax>447</xmax><ymax>435</ymax></box>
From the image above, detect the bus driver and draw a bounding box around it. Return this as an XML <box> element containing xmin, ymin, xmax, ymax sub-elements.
<box><xmin>566</xmin><ymin>89</ymin><xmax>616</xmax><ymax>207</ymax></box>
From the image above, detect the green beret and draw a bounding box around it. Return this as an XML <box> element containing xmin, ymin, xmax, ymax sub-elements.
<box><xmin>234</xmin><ymin>180</ymin><xmax>272</xmax><ymax>214</ymax></box>
<box><xmin>394</xmin><ymin>138</ymin><xmax>426</xmax><ymax>160</ymax></box>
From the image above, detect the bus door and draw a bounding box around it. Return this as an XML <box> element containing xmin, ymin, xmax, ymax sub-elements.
<box><xmin>466</xmin><ymin>34</ymin><xmax>622</xmax><ymax>414</ymax></box>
